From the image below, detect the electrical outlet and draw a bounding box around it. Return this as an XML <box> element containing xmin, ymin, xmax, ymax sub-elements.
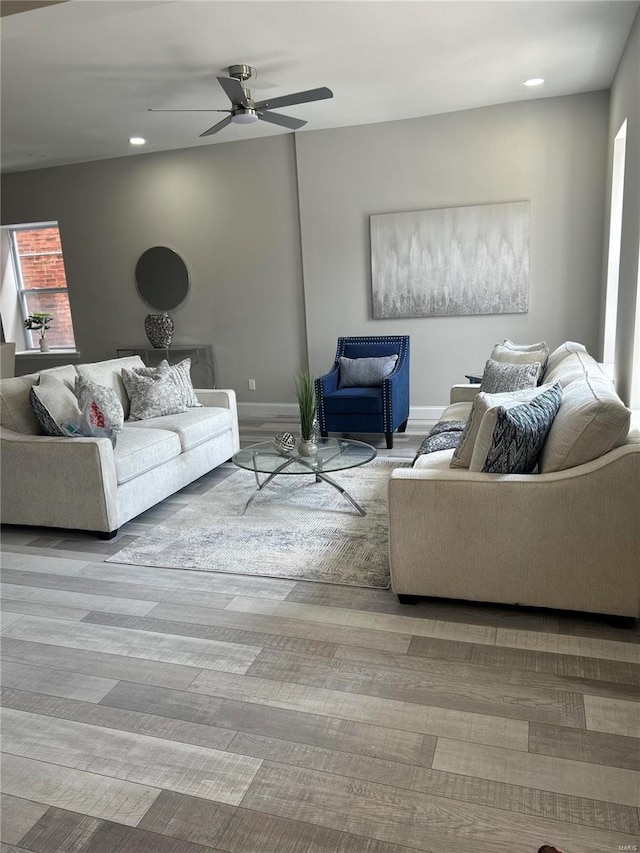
<box><xmin>248</xmin><ymin>379</ymin><xmax>256</xmax><ymax>391</ymax></box>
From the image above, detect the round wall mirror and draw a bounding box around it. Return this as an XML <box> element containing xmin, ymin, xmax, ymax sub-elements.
<box><xmin>135</xmin><ymin>246</ymin><xmax>190</xmax><ymax>311</ymax></box>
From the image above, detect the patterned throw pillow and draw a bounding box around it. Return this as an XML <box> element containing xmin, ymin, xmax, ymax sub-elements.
<box><xmin>450</xmin><ymin>385</ymin><xmax>553</xmax><ymax>469</ymax></box>
<box><xmin>29</xmin><ymin>374</ymin><xmax>81</xmax><ymax>437</ymax></box>
<box><xmin>132</xmin><ymin>359</ymin><xmax>201</xmax><ymax>408</ymax></box>
<box><xmin>490</xmin><ymin>340</ymin><xmax>549</xmax><ymax>383</ymax></box>
<box><xmin>480</xmin><ymin>359</ymin><xmax>540</xmax><ymax>394</ymax></box>
<box><xmin>75</xmin><ymin>376</ymin><xmax>125</xmax><ymax>433</ymax></box>
<box><xmin>469</xmin><ymin>383</ymin><xmax>563</xmax><ymax>474</ymax></box>
<box><xmin>338</xmin><ymin>355</ymin><xmax>398</xmax><ymax>388</ymax></box>
<box><xmin>121</xmin><ymin>367</ymin><xmax>189</xmax><ymax>421</ymax></box>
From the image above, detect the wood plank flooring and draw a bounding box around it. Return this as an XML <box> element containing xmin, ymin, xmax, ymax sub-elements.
<box><xmin>1</xmin><ymin>415</ymin><xmax>639</xmax><ymax>852</ymax></box>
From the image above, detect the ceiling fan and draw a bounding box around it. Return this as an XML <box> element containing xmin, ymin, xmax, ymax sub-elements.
<box><xmin>148</xmin><ymin>64</ymin><xmax>333</xmax><ymax>137</ymax></box>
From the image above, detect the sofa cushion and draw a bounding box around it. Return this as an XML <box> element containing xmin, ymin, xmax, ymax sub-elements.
<box><xmin>114</xmin><ymin>426</ymin><xmax>182</xmax><ymax>485</ymax></box>
<box><xmin>544</xmin><ymin>341</ymin><xmax>587</xmax><ymax>376</ymax></box>
<box><xmin>126</xmin><ymin>407</ymin><xmax>233</xmax><ymax>452</ymax></box>
<box><xmin>480</xmin><ymin>359</ymin><xmax>540</xmax><ymax>394</ymax></box>
<box><xmin>338</xmin><ymin>355</ymin><xmax>398</xmax><ymax>389</ymax></box>
<box><xmin>29</xmin><ymin>374</ymin><xmax>82</xmax><ymax>437</ymax></box>
<box><xmin>413</xmin><ymin>448</ymin><xmax>456</xmax><ymax>471</ymax></box>
<box><xmin>121</xmin><ymin>368</ymin><xmax>189</xmax><ymax>421</ymax></box>
<box><xmin>76</xmin><ymin>356</ymin><xmax>145</xmax><ymax>421</ymax></box>
<box><xmin>0</xmin><ymin>365</ymin><xmax>77</xmax><ymax>434</ymax></box>
<box><xmin>451</xmin><ymin>385</ymin><xmax>553</xmax><ymax>469</ymax></box>
<box><xmin>543</xmin><ymin>349</ymin><xmax>610</xmax><ymax>388</ymax></box>
<box><xmin>469</xmin><ymin>383</ymin><xmax>563</xmax><ymax>473</ymax></box>
<box><xmin>323</xmin><ymin>387</ymin><xmax>384</xmax><ymax>415</ymax></box>
<box><xmin>539</xmin><ymin>374</ymin><xmax>631</xmax><ymax>472</ymax></box>
<box><xmin>413</xmin><ymin>421</ymin><xmax>466</xmax><ymax>465</ymax></box>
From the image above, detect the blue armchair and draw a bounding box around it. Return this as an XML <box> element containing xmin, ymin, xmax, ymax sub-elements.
<box><xmin>315</xmin><ymin>336</ymin><xmax>410</xmax><ymax>449</ymax></box>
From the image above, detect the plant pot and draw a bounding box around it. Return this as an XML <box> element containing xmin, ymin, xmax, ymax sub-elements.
<box><xmin>298</xmin><ymin>438</ymin><xmax>318</xmax><ymax>457</ymax></box>
<box><xmin>39</xmin><ymin>339</ymin><xmax>50</xmax><ymax>352</ymax></box>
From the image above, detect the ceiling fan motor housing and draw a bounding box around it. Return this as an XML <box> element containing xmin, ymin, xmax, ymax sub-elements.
<box><xmin>228</xmin><ymin>64</ymin><xmax>255</xmax><ymax>82</ymax></box>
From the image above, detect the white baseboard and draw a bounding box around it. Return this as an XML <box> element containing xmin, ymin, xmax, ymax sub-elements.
<box><xmin>237</xmin><ymin>402</ymin><xmax>299</xmax><ymax>419</ymax></box>
<box><xmin>237</xmin><ymin>402</ymin><xmax>446</xmax><ymax>421</ymax></box>
<box><xmin>409</xmin><ymin>406</ymin><xmax>446</xmax><ymax>420</ymax></box>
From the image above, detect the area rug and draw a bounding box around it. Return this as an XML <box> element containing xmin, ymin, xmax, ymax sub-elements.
<box><xmin>107</xmin><ymin>459</ymin><xmax>404</xmax><ymax>588</ymax></box>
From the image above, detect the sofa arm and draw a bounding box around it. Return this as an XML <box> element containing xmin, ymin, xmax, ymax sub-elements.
<box><xmin>0</xmin><ymin>427</ymin><xmax>118</xmax><ymax>532</ymax></box>
<box><xmin>450</xmin><ymin>384</ymin><xmax>481</xmax><ymax>405</ymax></box>
<box><xmin>195</xmin><ymin>388</ymin><xmax>239</xmax><ymax>453</ymax></box>
<box><xmin>388</xmin><ymin>445</ymin><xmax>640</xmax><ymax>616</ymax></box>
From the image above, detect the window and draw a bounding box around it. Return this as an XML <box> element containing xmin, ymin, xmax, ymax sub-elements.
<box><xmin>602</xmin><ymin>120</ymin><xmax>627</xmax><ymax>374</ymax></box>
<box><xmin>631</xmin><ymin>236</ymin><xmax>640</xmax><ymax>410</ymax></box>
<box><xmin>7</xmin><ymin>223</ymin><xmax>76</xmax><ymax>350</ymax></box>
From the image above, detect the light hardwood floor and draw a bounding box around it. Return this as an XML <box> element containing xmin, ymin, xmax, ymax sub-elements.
<box><xmin>1</xmin><ymin>416</ymin><xmax>639</xmax><ymax>853</ymax></box>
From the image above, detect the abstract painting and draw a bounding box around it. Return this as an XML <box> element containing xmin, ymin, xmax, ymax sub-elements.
<box><xmin>370</xmin><ymin>201</ymin><xmax>530</xmax><ymax>319</ymax></box>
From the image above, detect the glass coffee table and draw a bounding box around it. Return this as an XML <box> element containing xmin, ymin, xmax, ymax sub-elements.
<box><xmin>232</xmin><ymin>438</ymin><xmax>377</xmax><ymax>516</ymax></box>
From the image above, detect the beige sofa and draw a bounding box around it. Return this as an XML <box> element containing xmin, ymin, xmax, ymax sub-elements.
<box><xmin>0</xmin><ymin>356</ymin><xmax>239</xmax><ymax>538</ymax></box>
<box><xmin>389</xmin><ymin>343</ymin><xmax>640</xmax><ymax>618</ymax></box>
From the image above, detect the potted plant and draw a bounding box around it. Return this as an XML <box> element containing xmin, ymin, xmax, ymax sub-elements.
<box><xmin>295</xmin><ymin>369</ymin><xmax>317</xmax><ymax>456</ymax></box>
<box><xmin>24</xmin><ymin>313</ymin><xmax>53</xmax><ymax>352</ymax></box>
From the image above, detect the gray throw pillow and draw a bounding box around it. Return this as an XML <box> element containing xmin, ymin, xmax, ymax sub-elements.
<box><xmin>469</xmin><ymin>383</ymin><xmax>563</xmax><ymax>474</ymax></box>
<box><xmin>121</xmin><ymin>368</ymin><xmax>189</xmax><ymax>421</ymax></box>
<box><xmin>133</xmin><ymin>359</ymin><xmax>201</xmax><ymax>408</ymax></box>
<box><xmin>338</xmin><ymin>354</ymin><xmax>398</xmax><ymax>388</ymax></box>
<box><xmin>480</xmin><ymin>358</ymin><xmax>540</xmax><ymax>394</ymax></box>
<box><xmin>75</xmin><ymin>376</ymin><xmax>125</xmax><ymax>433</ymax></box>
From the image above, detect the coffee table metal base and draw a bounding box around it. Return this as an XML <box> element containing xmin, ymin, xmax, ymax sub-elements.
<box><xmin>243</xmin><ymin>457</ymin><xmax>366</xmax><ymax>517</ymax></box>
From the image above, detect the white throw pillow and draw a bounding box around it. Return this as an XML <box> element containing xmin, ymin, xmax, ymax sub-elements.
<box><xmin>29</xmin><ymin>374</ymin><xmax>81</xmax><ymax>437</ymax></box>
<box><xmin>490</xmin><ymin>340</ymin><xmax>549</xmax><ymax>378</ymax></box>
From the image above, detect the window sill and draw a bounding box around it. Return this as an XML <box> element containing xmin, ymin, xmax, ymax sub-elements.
<box><xmin>16</xmin><ymin>350</ymin><xmax>81</xmax><ymax>360</ymax></box>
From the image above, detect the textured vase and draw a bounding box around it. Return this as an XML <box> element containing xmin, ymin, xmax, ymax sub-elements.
<box><xmin>144</xmin><ymin>313</ymin><xmax>174</xmax><ymax>348</ymax></box>
<box><xmin>298</xmin><ymin>438</ymin><xmax>318</xmax><ymax>457</ymax></box>
<box><xmin>39</xmin><ymin>338</ymin><xmax>50</xmax><ymax>352</ymax></box>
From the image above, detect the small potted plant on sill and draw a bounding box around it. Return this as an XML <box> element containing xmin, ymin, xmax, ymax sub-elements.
<box><xmin>295</xmin><ymin>369</ymin><xmax>318</xmax><ymax>456</ymax></box>
<box><xmin>24</xmin><ymin>312</ymin><xmax>54</xmax><ymax>352</ymax></box>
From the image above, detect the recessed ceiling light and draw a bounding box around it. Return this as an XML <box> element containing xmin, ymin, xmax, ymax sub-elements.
<box><xmin>129</xmin><ymin>137</ymin><xmax>146</xmax><ymax>146</ymax></box>
<box><xmin>523</xmin><ymin>78</ymin><xmax>545</xmax><ymax>87</ymax></box>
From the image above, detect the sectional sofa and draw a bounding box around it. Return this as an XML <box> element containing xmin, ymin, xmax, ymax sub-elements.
<box><xmin>0</xmin><ymin>356</ymin><xmax>239</xmax><ymax>538</ymax></box>
<box><xmin>388</xmin><ymin>343</ymin><xmax>640</xmax><ymax>618</ymax></box>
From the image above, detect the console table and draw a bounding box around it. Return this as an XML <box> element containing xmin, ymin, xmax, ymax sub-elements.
<box><xmin>116</xmin><ymin>345</ymin><xmax>214</xmax><ymax>387</ymax></box>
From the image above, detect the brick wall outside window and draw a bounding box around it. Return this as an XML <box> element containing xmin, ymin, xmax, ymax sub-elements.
<box><xmin>15</xmin><ymin>226</ymin><xmax>76</xmax><ymax>348</ymax></box>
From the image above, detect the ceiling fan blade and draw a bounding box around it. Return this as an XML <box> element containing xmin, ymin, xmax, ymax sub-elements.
<box><xmin>258</xmin><ymin>111</ymin><xmax>307</xmax><ymax>130</ymax></box>
<box><xmin>199</xmin><ymin>115</ymin><xmax>233</xmax><ymax>137</ymax></box>
<box><xmin>254</xmin><ymin>86</ymin><xmax>333</xmax><ymax>111</ymax></box>
<box><xmin>148</xmin><ymin>109</ymin><xmax>231</xmax><ymax>113</ymax></box>
<box><xmin>217</xmin><ymin>76</ymin><xmax>250</xmax><ymax>107</ymax></box>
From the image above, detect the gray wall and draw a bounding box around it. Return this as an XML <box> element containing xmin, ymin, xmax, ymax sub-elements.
<box><xmin>296</xmin><ymin>92</ymin><xmax>610</xmax><ymax>406</ymax></box>
<box><xmin>1</xmin><ymin>134</ymin><xmax>306</xmax><ymax>403</ymax></box>
<box><xmin>607</xmin><ymin>8</ymin><xmax>639</xmax><ymax>406</ymax></box>
<box><xmin>2</xmin><ymin>91</ymin><xmax>611</xmax><ymax>407</ymax></box>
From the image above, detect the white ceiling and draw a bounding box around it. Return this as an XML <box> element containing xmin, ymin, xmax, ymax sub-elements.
<box><xmin>1</xmin><ymin>0</ymin><xmax>638</xmax><ymax>173</ymax></box>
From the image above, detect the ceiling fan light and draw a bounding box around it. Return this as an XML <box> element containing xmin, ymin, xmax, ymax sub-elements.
<box><xmin>232</xmin><ymin>109</ymin><xmax>259</xmax><ymax>125</ymax></box>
